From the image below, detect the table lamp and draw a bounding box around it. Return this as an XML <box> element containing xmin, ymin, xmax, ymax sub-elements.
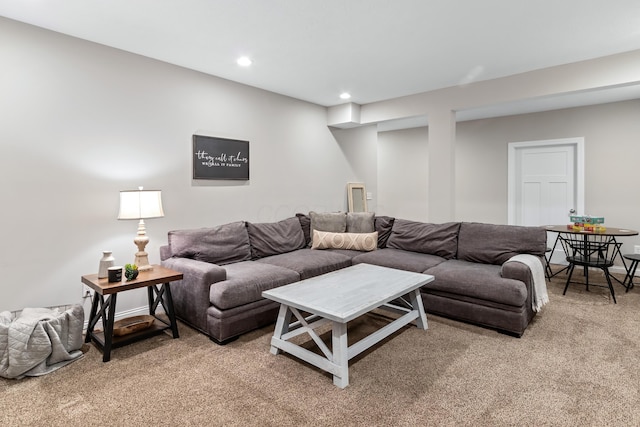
<box><xmin>118</xmin><ymin>187</ymin><xmax>164</xmax><ymax>271</ymax></box>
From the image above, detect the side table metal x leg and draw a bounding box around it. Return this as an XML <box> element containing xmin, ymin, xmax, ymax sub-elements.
<box><xmin>148</xmin><ymin>283</ymin><xmax>179</xmax><ymax>338</ymax></box>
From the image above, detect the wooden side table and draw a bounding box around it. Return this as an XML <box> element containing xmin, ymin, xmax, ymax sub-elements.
<box><xmin>81</xmin><ymin>265</ymin><xmax>183</xmax><ymax>362</ymax></box>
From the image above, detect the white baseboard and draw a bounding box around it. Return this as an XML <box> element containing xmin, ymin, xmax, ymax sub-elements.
<box><xmin>609</xmin><ymin>265</ymin><xmax>629</xmax><ymax>276</ymax></box>
<box><xmin>8</xmin><ymin>304</ymin><xmax>159</xmax><ymax>333</ymax></box>
<box><xmin>82</xmin><ymin>305</ymin><xmax>163</xmax><ymax>331</ymax></box>
<box><xmin>549</xmin><ymin>260</ymin><xmax>631</xmax><ymax>277</ymax></box>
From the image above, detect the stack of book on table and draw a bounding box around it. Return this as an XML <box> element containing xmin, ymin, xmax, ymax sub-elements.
<box><xmin>568</xmin><ymin>215</ymin><xmax>606</xmax><ymax>232</ymax></box>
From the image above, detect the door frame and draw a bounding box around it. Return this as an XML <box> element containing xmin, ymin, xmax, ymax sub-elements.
<box><xmin>507</xmin><ymin>137</ymin><xmax>585</xmax><ymax>225</ymax></box>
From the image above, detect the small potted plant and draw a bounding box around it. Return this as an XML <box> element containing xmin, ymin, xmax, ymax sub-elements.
<box><xmin>124</xmin><ymin>263</ymin><xmax>139</xmax><ymax>281</ymax></box>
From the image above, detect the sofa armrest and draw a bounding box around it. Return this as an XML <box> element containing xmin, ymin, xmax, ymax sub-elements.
<box><xmin>500</xmin><ymin>259</ymin><xmax>534</xmax><ymax>285</ymax></box>
<box><xmin>501</xmin><ymin>255</ymin><xmax>545</xmax><ymax>309</ymax></box>
<box><xmin>161</xmin><ymin>257</ymin><xmax>227</xmax><ymax>333</ymax></box>
<box><xmin>160</xmin><ymin>245</ymin><xmax>171</xmax><ymax>261</ymax></box>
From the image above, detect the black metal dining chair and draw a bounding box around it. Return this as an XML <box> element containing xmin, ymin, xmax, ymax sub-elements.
<box><xmin>558</xmin><ymin>233</ymin><xmax>622</xmax><ymax>303</ymax></box>
<box><xmin>622</xmin><ymin>253</ymin><xmax>640</xmax><ymax>293</ymax></box>
<box><xmin>544</xmin><ymin>246</ymin><xmax>553</xmax><ymax>280</ymax></box>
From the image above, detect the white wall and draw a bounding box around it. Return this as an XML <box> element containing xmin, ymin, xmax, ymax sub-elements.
<box><xmin>455</xmin><ymin>99</ymin><xmax>640</xmax><ymax>251</ymax></box>
<box><xmin>377</xmin><ymin>127</ymin><xmax>429</xmax><ymax>220</ymax></box>
<box><xmin>359</xmin><ymin>49</ymin><xmax>640</xmax><ymax>221</ymax></box>
<box><xmin>330</xmin><ymin>125</ymin><xmax>379</xmax><ymax>212</ymax></box>
<box><xmin>0</xmin><ymin>18</ymin><xmax>372</xmax><ymax>313</ymax></box>
<box><xmin>373</xmin><ymin>99</ymin><xmax>640</xmax><ymax>242</ymax></box>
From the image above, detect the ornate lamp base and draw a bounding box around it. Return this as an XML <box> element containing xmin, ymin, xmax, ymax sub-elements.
<box><xmin>135</xmin><ymin>252</ymin><xmax>153</xmax><ymax>271</ymax></box>
<box><xmin>133</xmin><ymin>219</ymin><xmax>153</xmax><ymax>271</ymax></box>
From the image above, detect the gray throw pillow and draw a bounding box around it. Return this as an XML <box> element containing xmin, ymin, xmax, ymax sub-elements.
<box><xmin>346</xmin><ymin>212</ymin><xmax>375</xmax><ymax>233</ymax></box>
<box><xmin>247</xmin><ymin>217</ymin><xmax>306</xmax><ymax>259</ymax></box>
<box><xmin>168</xmin><ymin>221</ymin><xmax>252</xmax><ymax>265</ymax></box>
<box><xmin>309</xmin><ymin>211</ymin><xmax>347</xmax><ymax>233</ymax></box>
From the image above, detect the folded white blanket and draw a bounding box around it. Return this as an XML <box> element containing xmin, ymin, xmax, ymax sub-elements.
<box><xmin>0</xmin><ymin>304</ymin><xmax>84</xmax><ymax>379</ymax></box>
<box><xmin>505</xmin><ymin>254</ymin><xmax>549</xmax><ymax>312</ymax></box>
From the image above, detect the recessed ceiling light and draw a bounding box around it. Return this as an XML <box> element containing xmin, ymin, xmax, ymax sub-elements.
<box><xmin>340</xmin><ymin>92</ymin><xmax>351</xmax><ymax>100</ymax></box>
<box><xmin>237</xmin><ymin>56</ymin><xmax>252</xmax><ymax>67</ymax></box>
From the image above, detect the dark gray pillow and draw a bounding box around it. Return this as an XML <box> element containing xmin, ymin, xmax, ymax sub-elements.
<box><xmin>295</xmin><ymin>213</ymin><xmax>312</xmax><ymax>246</ymax></box>
<box><xmin>374</xmin><ymin>215</ymin><xmax>395</xmax><ymax>248</ymax></box>
<box><xmin>247</xmin><ymin>217</ymin><xmax>306</xmax><ymax>259</ymax></box>
<box><xmin>168</xmin><ymin>221</ymin><xmax>251</xmax><ymax>265</ymax></box>
<box><xmin>386</xmin><ymin>219</ymin><xmax>460</xmax><ymax>259</ymax></box>
<box><xmin>346</xmin><ymin>212</ymin><xmax>375</xmax><ymax>233</ymax></box>
<box><xmin>309</xmin><ymin>211</ymin><xmax>346</xmax><ymax>233</ymax></box>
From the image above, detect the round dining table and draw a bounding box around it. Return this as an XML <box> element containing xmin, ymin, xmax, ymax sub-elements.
<box><xmin>544</xmin><ymin>225</ymin><xmax>639</xmax><ymax>237</ymax></box>
<box><xmin>544</xmin><ymin>225</ymin><xmax>638</xmax><ymax>302</ymax></box>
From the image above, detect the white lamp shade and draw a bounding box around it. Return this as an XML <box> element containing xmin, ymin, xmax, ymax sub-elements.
<box><xmin>118</xmin><ymin>189</ymin><xmax>164</xmax><ymax>220</ymax></box>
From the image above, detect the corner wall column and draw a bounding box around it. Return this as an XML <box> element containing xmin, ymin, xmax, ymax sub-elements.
<box><xmin>427</xmin><ymin>109</ymin><xmax>456</xmax><ymax>222</ymax></box>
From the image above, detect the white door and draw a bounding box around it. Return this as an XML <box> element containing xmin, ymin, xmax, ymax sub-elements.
<box><xmin>508</xmin><ymin>138</ymin><xmax>585</xmax><ymax>263</ymax></box>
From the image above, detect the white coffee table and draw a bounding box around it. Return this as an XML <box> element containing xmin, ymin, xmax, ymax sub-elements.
<box><xmin>262</xmin><ymin>263</ymin><xmax>434</xmax><ymax>388</ymax></box>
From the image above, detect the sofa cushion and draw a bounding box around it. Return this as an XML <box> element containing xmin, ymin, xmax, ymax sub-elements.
<box><xmin>386</xmin><ymin>220</ymin><xmax>460</xmax><ymax>259</ymax></box>
<box><xmin>457</xmin><ymin>222</ymin><xmax>547</xmax><ymax>265</ymax></box>
<box><xmin>257</xmin><ymin>248</ymin><xmax>351</xmax><ymax>280</ymax></box>
<box><xmin>209</xmin><ymin>261</ymin><xmax>300</xmax><ymax>310</ymax></box>
<box><xmin>423</xmin><ymin>259</ymin><xmax>528</xmax><ymax>307</ymax></box>
<box><xmin>295</xmin><ymin>213</ymin><xmax>312</xmax><ymax>246</ymax></box>
<box><xmin>247</xmin><ymin>217</ymin><xmax>305</xmax><ymax>259</ymax></box>
<box><xmin>323</xmin><ymin>249</ymin><xmax>365</xmax><ymax>259</ymax></box>
<box><xmin>311</xmin><ymin>230</ymin><xmax>378</xmax><ymax>251</ymax></box>
<box><xmin>168</xmin><ymin>221</ymin><xmax>251</xmax><ymax>265</ymax></box>
<box><xmin>346</xmin><ymin>212</ymin><xmax>375</xmax><ymax>233</ymax></box>
<box><xmin>352</xmin><ymin>248</ymin><xmax>446</xmax><ymax>273</ymax></box>
<box><xmin>309</xmin><ymin>211</ymin><xmax>347</xmax><ymax>233</ymax></box>
<box><xmin>423</xmin><ymin>290</ymin><xmax>526</xmax><ymax>314</ymax></box>
<box><xmin>374</xmin><ymin>216</ymin><xmax>395</xmax><ymax>248</ymax></box>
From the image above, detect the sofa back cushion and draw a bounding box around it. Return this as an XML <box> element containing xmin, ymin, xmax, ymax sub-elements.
<box><xmin>456</xmin><ymin>222</ymin><xmax>547</xmax><ymax>265</ymax></box>
<box><xmin>247</xmin><ymin>217</ymin><xmax>306</xmax><ymax>259</ymax></box>
<box><xmin>296</xmin><ymin>213</ymin><xmax>312</xmax><ymax>246</ymax></box>
<box><xmin>374</xmin><ymin>215</ymin><xmax>395</xmax><ymax>248</ymax></box>
<box><xmin>309</xmin><ymin>211</ymin><xmax>347</xmax><ymax>233</ymax></box>
<box><xmin>168</xmin><ymin>221</ymin><xmax>252</xmax><ymax>265</ymax></box>
<box><xmin>346</xmin><ymin>212</ymin><xmax>375</xmax><ymax>233</ymax></box>
<box><xmin>386</xmin><ymin>219</ymin><xmax>460</xmax><ymax>259</ymax></box>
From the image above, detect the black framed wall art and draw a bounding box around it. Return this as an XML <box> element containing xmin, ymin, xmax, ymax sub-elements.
<box><xmin>192</xmin><ymin>135</ymin><xmax>250</xmax><ymax>180</ymax></box>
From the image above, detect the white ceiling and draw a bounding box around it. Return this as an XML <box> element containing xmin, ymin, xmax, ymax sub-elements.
<box><xmin>2</xmin><ymin>0</ymin><xmax>640</xmax><ymax>119</ymax></box>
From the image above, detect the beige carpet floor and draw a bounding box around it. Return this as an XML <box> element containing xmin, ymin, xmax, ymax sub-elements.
<box><xmin>2</xmin><ymin>268</ymin><xmax>639</xmax><ymax>426</ymax></box>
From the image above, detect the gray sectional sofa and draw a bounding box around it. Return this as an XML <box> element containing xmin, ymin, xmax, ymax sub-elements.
<box><xmin>159</xmin><ymin>212</ymin><xmax>546</xmax><ymax>343</ymax></box>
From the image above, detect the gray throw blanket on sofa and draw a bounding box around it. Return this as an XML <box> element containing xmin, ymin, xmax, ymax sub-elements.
<box><xmin>0</xmin><ymin>304</ymin><xmax>84</xmax><ymax>379</ymax></box>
